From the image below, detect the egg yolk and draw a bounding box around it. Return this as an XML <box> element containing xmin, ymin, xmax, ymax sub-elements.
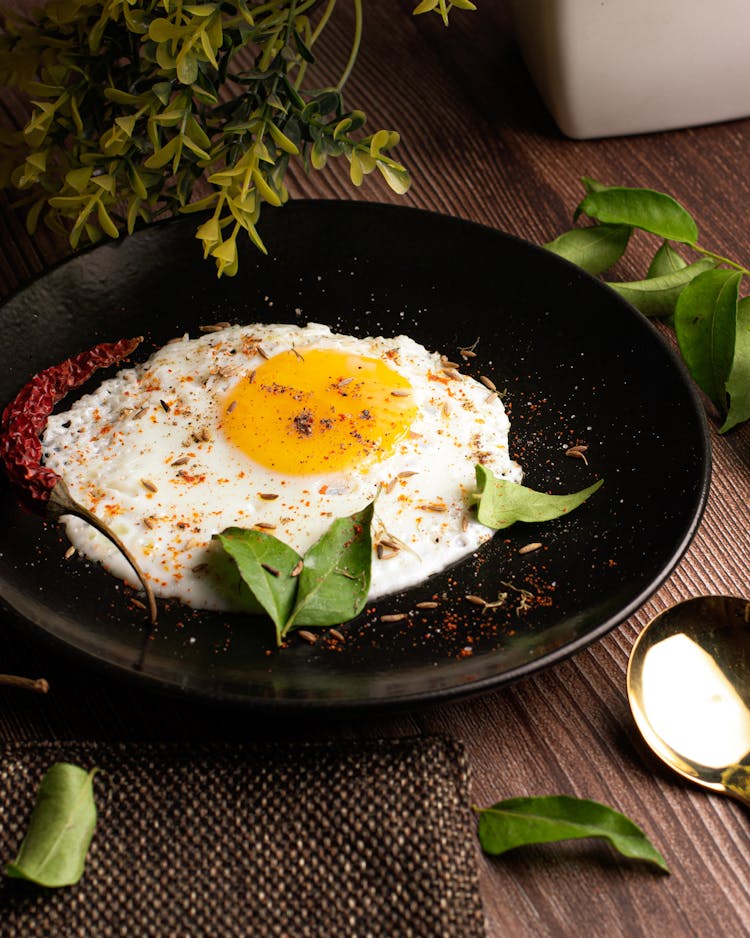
<box><xmin>221</xmin><ymin>348</ymin><xmax>418</xmax><ymax>475</ymax></box>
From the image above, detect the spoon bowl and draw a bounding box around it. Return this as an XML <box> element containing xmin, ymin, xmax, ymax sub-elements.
<box><xmin>627</xmin><ymin>595</ymin><xmax>750</xmax><ymax>806</ymax></box>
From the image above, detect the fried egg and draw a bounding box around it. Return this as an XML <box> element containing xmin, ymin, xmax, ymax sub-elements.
<box><xmin>41</xmin><ymin>323</ymin><xmax>522</xmax><ymax>610</ymax></box>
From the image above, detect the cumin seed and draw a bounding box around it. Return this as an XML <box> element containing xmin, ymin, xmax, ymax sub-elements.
<box><xmin>398</xmin><ymin>470</ymin><xmax>418</xmax><ymax>479</ymax></box>
<box><xmin>227</xmin><ymin>400</ymin><xmax>238</xmax><ymax>414</ymax></box>
<box><xmin>160</xmin><ymin>399</ymin><xmax>171</xmax><ymax>412</ymax></box>
<box><xmin>416</xmin><ymin>601</ymin><xmax>439</xmax><ymax>609</ymax></box>
<box><xmin>379</xmin><ymin>537</ymin><xmax>401</xmax><ymax>552</ymax></box>
<box><xmin>418</xmin><ymin>503</ymin><xmax>447</xmax><ymax>512</ymax></box>
<box><xmin>144</xmin><ymin>516</ymin><xmax>156</xmax><ymax>529</ymax></box>
<box><xmin>130</xmin><ymin>598</ymin><xmax>147</xmax><ymax>610</ymax></box>
<box><xmin>565</xmin><ymin>445</ymin><xmax>589</xmax><ymax>465</ymax></box>
<box><xmin>171</xmin><ymin>456</ymin><xmax>189</xmax><ymax>467</ymax></box>
<box><xmin>257</xmin><ymin>344</ymin><xmax>269</xmax><ymax>359</ymax></box>
<box><xmin>390</xmin><ymin>389</ymin><xmax>411</xmax><ymax>397</ymax></box>
<box><xmin>329</xmin><ymin>628</ymin><xmax>345</xmax><ymax>641</ymax></box>
<box><xmin>261</xmin><ymin>563</ymin><xmax>280</xmax><ymax>577</ymax></box>
<box><xmin>192</xmin><ymin>563</ymin><xmax>208</xmax><ymax>573</ymax></box>
<box><xmin>376</xmin><ymin>543</ymin><xmax>385</xmax><ymax>559</ymax></box>
<box><xmin>141</xmin><ymin>478</ymin><xmax>158</xmax><ymax>493</ymax></box>
<box><xmin>519</xmin><ymin>542</ymin><xmax>542</xmax><ymax>555</ymax></box>
<box><xmin>298</xmin><ymin>630</ymin><xmax>318</xmax><ymax>644</ymax></box>
<box><xmin>442</xmin><ymin>367</ymin><xmax>462</xmax><ymax>380</ymax></box>
<box><xmin>458</xmin><ymin>337</ymin><xmax>480</xmax><ymax>358</ymax></box>
<box><xmin>259</xmin><ymin>492</ymin><xmax>279</xmax><ymax>500</ymax></box>
<box><xmin>131</xmin><ymin>407</ymin><xmax>146</xmax><ymax>420</ymax></box>
<box><xmin>465</xmin><ymin>594</ymin><xmax>487</xmax><ymax>606</ymax></box>
<box><xmin>441</xmin><ymin>356</ymin><xmax>460</xmax><ymax>368</ymax></box>
<box><xmin>255</xmin><ymin>522</ymin><xmax>276</xmax><ymax>530</ymax></box>
<box><xmin>291</xmin><ymin>559</ymin><xmax>304</xmax><ymax>577</ymax></box>
<box><xmin>199</xmin><ymin>321</ymin><xmax>230</xmax><ymax>333</ymax></box>
<box><xmin>64</xmin><ymin>545</ymin><xmax>76</xmax><ymax>560</ymax></box>
<box><xmin>380</xmin><ymin>613</ymin><xmax>408</xmax><ymax>622</ymax></box>
<box><xmin>485</xmin><ymin>391</ymin><xmax>499</xmax><ymax>404</ymax></box>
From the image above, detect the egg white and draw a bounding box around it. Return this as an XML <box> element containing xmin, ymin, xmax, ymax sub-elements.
<box><xmin>41</xmin><ymin>323</ymin><xmax>522</xmax><ymax>610</ymax></box>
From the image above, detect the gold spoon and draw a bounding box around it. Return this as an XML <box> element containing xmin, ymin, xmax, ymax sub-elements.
<box><xmin>627</xmin><ymin>595</ymin><xmax>750</xmax><ymax>807</ymax></box>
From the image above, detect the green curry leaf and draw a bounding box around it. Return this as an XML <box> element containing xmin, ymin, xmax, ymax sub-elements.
<box><xmin>577</xmin><ymin>182</ymin><xmax>698</xmax><ymax>244</ymax></box>
<box><xmin>6</xmin><ymin>763</ymin><xmax>98</xmax><ymax>888</ymax></box>
<box><xmin>545</xmin><ymin>178</ymin><xmax>750</xmax><ymax>431</ymax></box>
<box><xmin>544</xmin><ymin>224</ymin><xmax>631</xmax><ymax>275</ymax></box>
<box><xmin>606</xmin><ymin>258</ymin><xmax>717</xmax><ymax>318</ymax></box>
<box><xmin>675</xmin><ymin>268</ymin><xmax>741</xmax><ymax>412</ymax></box>
<box><xmin>474</xmin><ymin>465</ymin><xmax>603</xmax><ymax>530</ymax></box>
<box><xmin>647</xmin><ymin>240</ymin><xmax>687</xmax><ymax>278</ymax></box>
<box><xmin>720</xmin><ymin>296</ymin><xmax>750</xmax><ymax>433</ymax></box>
<box><xmin>215</xmin><ymin>528</ymin><xmax>302</xmax><ymax>645</ymax></box>
<box><xmin>477</xmin><ymin>795</ymin><xmax>668</xmax><ymax>872</ymax></box>
<box><xmin>284</xmin><ymin>502</ymin><xmax>374</xmax><ymax>634</ymax></box>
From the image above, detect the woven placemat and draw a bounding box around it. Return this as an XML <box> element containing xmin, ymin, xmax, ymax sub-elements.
<box><xmin>0</xmin><ymin>737</ymin><xmax>485</xmax><ymax>938</ymax></box>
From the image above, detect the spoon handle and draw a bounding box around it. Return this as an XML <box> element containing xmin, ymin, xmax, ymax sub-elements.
<box><xmin>721</xmin><ymin>764</ymin><xmax>750</xmax><ymax>808</ymax></box>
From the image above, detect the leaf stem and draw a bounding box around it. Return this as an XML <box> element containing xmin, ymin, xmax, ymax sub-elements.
<box><xmin>310</xmin><ymin>0</ymin><xmax>337</xmax><ymax>46</ymax></box>
<box><xmin>692</xmin><ymin>243</ymin><xmax>750</xmax><ymax>276</ymax></box>
<box><xmin>336</xmin><ymin>0</ymin><xmax>362</xmax><ymax>91</ymax></box>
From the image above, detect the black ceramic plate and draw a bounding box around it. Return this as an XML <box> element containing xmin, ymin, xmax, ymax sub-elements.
<box><xmin>0</xmin><ymin>201</ymin><xmax>710</xmax><ymax>709</ymax></box>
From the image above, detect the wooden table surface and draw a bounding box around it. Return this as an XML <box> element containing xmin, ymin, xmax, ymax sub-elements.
<box><xmin>1</xmin><ymin>3</ymin><xmax>749</xmax><ymax>936</ymax></box>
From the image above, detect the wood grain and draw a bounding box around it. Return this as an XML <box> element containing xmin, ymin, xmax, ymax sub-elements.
<box><xmin>1</xmin><ymin>3</ymin><xmax>749</xmax><ymax>936</ymax></box>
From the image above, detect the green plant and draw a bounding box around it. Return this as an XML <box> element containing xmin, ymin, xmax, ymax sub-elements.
<box><xmin>0</xmin><ymin>0</ymin><xmax>475</xmax><ymax>275</ymax></box>
<box><xmin>547</xmin><ymin>178</ymin><xmax>750</xmax><ymax>432</ymax></box>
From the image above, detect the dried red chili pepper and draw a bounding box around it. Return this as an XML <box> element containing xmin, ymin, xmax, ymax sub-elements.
<box><xmin>0</xmin><ymin>337</ymin><xmax>157</xmax><ymax>624</ymax></box>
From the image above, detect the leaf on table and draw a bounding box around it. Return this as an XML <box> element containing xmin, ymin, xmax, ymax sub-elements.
<box><xmin>675</xmin><ymin>268</ymin><xmax>741</xmax><ymax>412</ymax></box>
<box><xmin>647</xmin><ymin>240</ymin><xmax>687</xmax><ymax>278</ymax></box>
<box><xmin>544</xmin><ymin>224</ymin><xmax>631</xmax><ymax>275</ymax></box>
<box><xmin>576</xmin><ymin>182</ymin><xmax>699</xmax><ymax>245</ymax></box>
<box><xmin>284</xmin><ymin>502</ymin><xmax>373</xmax><ymax>633</ymax></box>
<box><xmin>474</xmin><ymin>465</ymin><xmax>603</xmax><ymax>530</ymax></box>
<box><xmin>215</xmin><ymin>527</ymin><xmax>302</xmax><ymax>645</ymax></box>
<box><xmin>477</xmin><ymin>795</ymin><xmax>669</xmax><ymax>872</ymax></box>
<box><xmin>606</xmin><ymin>258</ymin><xmax>716</xmax><ymax>318</ymax></box>
<box><xmin>720</xmin><ymin>295</ymin><xmax>750</xmax><ymax>433</ymax></box>
<box><xmin>6</xmin><ymin>762</ymin><xmax>98</xmax><ymax>888</ymax></box>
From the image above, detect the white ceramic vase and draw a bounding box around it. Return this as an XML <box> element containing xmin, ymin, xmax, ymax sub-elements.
<box><xmin>508</xmin><ymin>0</ymin><xmax>750</xmax><ymax>138</ymax></box>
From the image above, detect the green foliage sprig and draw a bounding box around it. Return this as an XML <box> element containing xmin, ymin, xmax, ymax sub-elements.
<box><xmin>546</xmin><ymin>178</ymin><xmax>750</xmax><ymax>432</ymax></box>
<box><xmin>0</xmin><ymin>0</ymin><xmax>473</xmax><ymax>276</ymax></box>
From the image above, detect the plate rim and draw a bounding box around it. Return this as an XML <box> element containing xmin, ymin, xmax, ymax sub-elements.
<box><xmin>0</xmin><ymin>199</ymin><xmax>713</xmax><ymax>709</ymax></box>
